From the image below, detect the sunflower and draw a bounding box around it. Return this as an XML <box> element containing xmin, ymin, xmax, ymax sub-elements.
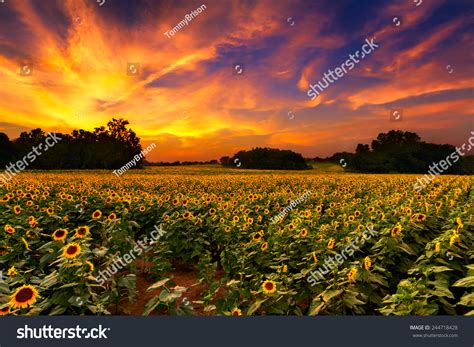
<box><xmin>62</xmin><ymin>243</ymin><xmax>81</xmax><ymax>259</ymax></box>
<box><xmin>261</xmin><ymin>242</ymin><xmax>268</xmax><ymax>251</ymax></box>
<box><xmin>74</xmin><ymin>226</ymin><xmax>90</xmax><ymax>238</ymax></box>
<box><xmin>13</xmin><ymin>205</ymin><xmax>21</xmax><ymax>214</ymax></box>
<box><xmin>231</xmin><ymin>308</ymin><xmax>242</xmax><ymax>316</ymax></box>
<box><xmin>225</xmin><ymin>226</ymin><xmax>231</xmax><ymax>233</ymax></box>
<box><xmin>4</xmin><ymin>224</ymin><xmax>15</xmax><ymax>234</ymax></box>
<box><xmin>253</xmin><ymin>233</ymin><xmax>262</xmax><ymax>241</ymax></box>
<box><xmin>282</xmin><ymin>264</ymin><xmax>288</xmax><ymax>273</ymax></box>
<box><xmin>209</xmin><ymin>208</ymin><xmax>216</xmax><ymax>215</ymax></box>
<box><xmin>28</xmin><ymin>216</ymin><xmax>37</xmax><ymax>227</ymax></box>
<box><xmin>7</xmin><ymin>266</ymin><xmax>17</xmax><ymax>276</ymax></box>
<box><xmin>107</xmin><ymin>213</ymin><xmax>117</xmax><ymax>221</ymax></box>
<box><xmin>262</xmin><ymin>280</ymin><xmax>277</xmax><ymax>294</ymax></box>
<box><xmin>435</xmin><ymin>241</ymin><xmax>441</xmax><ymax>253</ymax></box>
<box><xmin>139</xmin><ymin>206</ymin><xmax>146</xmax><ymax>212</ymax></box>
<box><xmin>327</xmin><ymin>238</ymin><xmax>335</xmax><ymax>250</ymax></box>
<box><xmin>347</xmin><ymin>268</ymin><xmax>358</xmax><ymax>283</ymax></box>
<box><xmin>53</xmin><ymin>229</ymin><xmax>68</xmax><ymax>241</ymax></box>
<box><xmin>364</xmin><ymin>256</ymin><xmax>371</xmax><ymax>271</ymax></box>
<box><xmin>416</xmin><ymin>214</ymin><xmax>426</xmax><ymax>222</ymax></box>
<box><xmin>0</xmin><ymin>306</ymin><xmax>10</xmax><ymax>316</ymax></box>
<box><xmin>348</xmin><ymin>215</ymin><xmax>355</xmax><ymax>222</ymax></box>
<box><xmin>391</xmin><ymin>223</ymin><xmax>402</xmax><ymax>237</ymax></box>
<box><xmin>10</xmin><ymin>285</ymin><xmax>39</xmax><ymax>309</ymax></box>
<box><xmin>92</xmin><ymin>210</ymin><xmax>102</xmax><ymax>219</ymax></box>
<box><xmin>449</xmin><ymin>234</ymin><xmax>459</xmax><ymax>247</ymax></box>
<box><xmin>300</xmin><ymin>229</ymin><xmax>308</xmax><ymax>237</ymax></box>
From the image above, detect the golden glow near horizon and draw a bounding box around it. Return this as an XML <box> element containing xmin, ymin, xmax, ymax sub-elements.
<box><xmin>0</xmin><ymin>0</ymin><xmax>472</xmax><ymax>161</ymax></box>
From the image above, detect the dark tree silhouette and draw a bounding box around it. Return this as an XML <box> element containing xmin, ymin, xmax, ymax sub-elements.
<box><xmin>222</xmin><ymin>147</ymin><xmax>310</xmax><ymax>170</ymax></box>
<box><xmin>0</xmin><ymin>118</ymin><xmax>144</xmax><ymax>170</ymax></box>
<box><xmin>346</xmin><ymin>130</ymin><xmax>473</xmax><ymax>174</ymax></box>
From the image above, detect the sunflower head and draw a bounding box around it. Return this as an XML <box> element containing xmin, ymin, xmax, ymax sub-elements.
<box><xmin>107</xmin><ymin>213</ymin><xmax>117</xmax><ymax>221</ymax></box>
<box><xmin>7</xmin><ymin>266</ymin><xmax>17</xmax><ymax>277</ymax></box>
<box><xmin>348</xmin><ymin>268</ymin><xmax>358</xmax><ymax>283</ymax></box>
<box><xmin>0</xmin><ymin>306</ymin><xmax>10</xmax><ymax>316</ymax></box>
<box><xmin>262</xmin><ymin>280</ymin><xmax>277</xmax><ymax>294</ymax></box>
<box><xmin>62</xmin><ymin>243</ymin><xmax>82</xmax><ymax>259</ymax></box>
<box><xmin>261</xmin><ymin>242</ymin><xmax>268</xmax><ymax>251</ymax></box>
<box><xmin>231</xmin><ymin>308</ymin><xmax>242</xmax><ymax>316</ymax></box>
<box><xmin>417</xmin><ymin>214</ymin><xmax>426</xmax><ymax>222</ymax></box>
<box><xmin>53</xmin><ymin>229</ymin><xmax>68</xmax><ymax>241</ymax></box>
<box><xmin>10</xmin><ymin>285</ymin><xmax>39</xmax><ymax>309</ymax></box>
<box><xmin>74</xmin><ymin>226</ymin><xmax>90</xmax><ymax>238</ymax></box>
<box><xmin>92</xmin><ymin>210</ymin><xmax>102</xmax><ymax>219</ymax></box>
<box><xmin>391</xmin><ymin>224</ymin><xmax>402</xmax><ymax>237</ymax></box>
<box><xmin>300</xmin><ymin>229</ymin><xmax>308</xmax><ymax>237</ymax></box>
<box><xmin>4</xmin><ymin>224</ymin><xmax>15</xmax><ymax>234</ymax></box>
<box><xmin>327</xmin><ymin>238</ymin><xmax>335</xmax><ymax>250</ymax></box>
<box><xmin>364</xmin><ymin>256</ymin><xmax>372</xmax><ymax>271</ymax></box>
<box><xmin>13</xmin><ymin>205</ymin><xmax>21</xmax><ymax>214</ymax></box>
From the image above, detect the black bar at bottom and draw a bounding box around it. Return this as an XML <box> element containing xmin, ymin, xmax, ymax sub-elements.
<box><xmin>0</xmin><ymin>316</ymin><xmax>472</xmax><ymax>347</ymax></box>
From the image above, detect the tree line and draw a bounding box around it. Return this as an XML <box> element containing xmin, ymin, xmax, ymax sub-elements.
<box><xmin>320</xmin><ymin>130</ymin><xmax>473</xmax><ymax>174</ymax></box>
<box><xmin>0</xmin><ymin>119</ymin><xmax>143</xmax><ymax>170</ymax></box>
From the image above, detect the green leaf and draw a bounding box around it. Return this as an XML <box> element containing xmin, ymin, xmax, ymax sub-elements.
<box><xmin>147</xmin><ymin>278</ymin><xmax>170</xmax><ymax>291</ymax></box>
<box><xmin>143</xmin><ymin>296</ymin><xmax>162</xmax><ymax>316</ymax></box>
<box><xmin>457</xmin><ymin>293</ymin><xmax>474</xmax><ymax>307</ymax></box>
<box><xmin>453</xmin><ymin>276</ymin><xmax>474</xmax><ymax>288</ymax></box>
<box><xmin>322</xmin><ymin>289</ymin><xmax>343</xmax><ymax>302</ymax></box>
<box><xmin>247</xmin><ymin>298</ymin><xmax>267</xmax><ymax>315</ymax></box>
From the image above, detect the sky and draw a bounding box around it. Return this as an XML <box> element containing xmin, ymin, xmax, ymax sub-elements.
<box><xmin>0</xmin><ymin>0</ymin><xmax>472</xmax><ymax>162</ymax></box>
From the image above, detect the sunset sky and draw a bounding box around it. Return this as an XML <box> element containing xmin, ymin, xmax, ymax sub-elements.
<box><xmin>0</xmin><ymin>0</ymin><xmax>472</xmax><ymax>161</ymax></box>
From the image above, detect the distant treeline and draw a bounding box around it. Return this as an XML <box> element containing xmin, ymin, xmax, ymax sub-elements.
<box><xmin>316</xmin><ymin>130</ymin><xmax>474</xmax><ymax>174</ymax></box>
<box><xmin>221</xmin><ymin>147</ymin><xmax>310</xmax><ymax>170</ymax></box>
<box><xmin>145</xmin><ymin>160</ymin><xmax>218</xmax><ymax>166</ymax></box>
<box><xmin>0</xmin><ymin>118</ymin><xmax>143</xmax><ymax>170</ymax></box>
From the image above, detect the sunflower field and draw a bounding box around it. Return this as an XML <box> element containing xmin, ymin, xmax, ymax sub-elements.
<box><xmin>0</xmin><ymin>168</ymin><xmax>472</xmax><ymax>316</ymax></box>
